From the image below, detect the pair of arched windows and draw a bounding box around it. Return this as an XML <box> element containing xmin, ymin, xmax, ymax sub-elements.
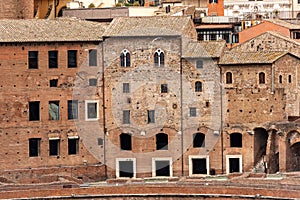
<box><xmin>120</xmin><ymin>49</ymin><xmax>165</xmax><ymax>67</ymax></box>
<box><xmin>278</xmin><ymin>75</ymin><xmax>292</xmax><ymax>84</ymax></box>
<box><xmin>225</xmin><ymin>72</ymin><xmax>266</xmax><ymax>84</ymax></box>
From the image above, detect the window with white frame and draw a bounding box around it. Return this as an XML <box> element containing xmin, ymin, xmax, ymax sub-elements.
<box><xmin>116</xmin><ymin>158</ymin><xmax>136</xmax><ymax>178</ymax></box>
<box><xmin>152</xmin><ymin>157</ymin><xmax>172</xmax><ymax>177</ymax></box>
<box><xmin>120</xmin><ymin>49</ymin><xmax>130</xmax><ymax>67</ymax></box>
<box><xmin>188</xmin><ymin>155</ymin><xmax>210</xmax><ymax>176</ymax></box>
<box><xmin>154</xmin><ymin>49</ymin><xmax>164</xmax><ymax>67</ymax></box>
<box><xmin>85</xmin><ymin>100</ymin><xmax>99</xmax><ymax>120</ymax></box>
<box><xmin>226</xmin><ymin>155</ymin><xmax>243</xmax><ymax>174</ymax></box>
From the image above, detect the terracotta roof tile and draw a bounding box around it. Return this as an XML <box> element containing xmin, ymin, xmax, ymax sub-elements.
<box><xmin>103</xmin><ymin>16</ymin><xmax>192</xmax><ymax>37</ymax></box>
<box><xmin>265</xmin><ymin>19</ymin><xmax>300</xmax><ymax>30</ymax></box>
<box><xmin>183</xmin><ymin>40</ymin><xmax>226</xmax><ymax>58</ymax></box>
<box><xmin>219</xmin><ymin>51</ymin><xmax>288</xmax><ymax>65</ymax></box>
<box><xmin>0</xmin><ymin>18</ymin><xmax>107</xmax><ymax>43</ymax></box>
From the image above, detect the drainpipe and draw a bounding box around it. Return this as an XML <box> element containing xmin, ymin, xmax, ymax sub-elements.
<box><xmin>271</xmin><ymin>63</ymin><xmax>275</xmax><ymax>94</ymax></box>
<box><xmin>101</xmin><ymin>41</ymin><xmax>107</xmax><ymax>179</ymax></box>
<box><xmin>179</xmin><ymin>36</ymin><xmax>184</xmax><ymax>177</ymax></box>
<box><xmin>220</xmin><ymin>65</ymin><xmax>224</xmax><ymax>174</ymax></box>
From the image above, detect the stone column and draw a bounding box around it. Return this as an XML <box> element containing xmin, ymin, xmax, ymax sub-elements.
<box><xmin>278</xmin><ymin>132</ymin><xmax>286</xmax><ymax>172</ymax></box>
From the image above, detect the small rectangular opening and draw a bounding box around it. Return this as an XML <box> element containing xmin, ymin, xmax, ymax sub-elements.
<box><xmin>49</xmin><ymin>139</ymin><xmax>60</xmax><ymax>156</ymax></box>
<box><xmin>89</xmin><ymin>78</ymin><xmax>97</xmax><ymax>86</ymax></box>
<box><xmin>49</xmin><ymin>101</ymin><xmax>60</xmax><ymax>120</ymax></box>
<box><xmin>68</xmin><ymin>100</ymin><xmax>78</xmax><ymax>120</ymax></box>
<box><xmin>86</xmin><ymin>101</ymin><xmax>98</xmax><ymax>120</ymax></box>
<box><xmin>119</xmin><ymin>161</ymin><xmax>134</xmax><ymax>178</ymax></box>
<box><xmin>161</xmin><ymin>84</ymin><xmax>168</xmax><ymax>93</ymax></box>
<box><xmin>89</xmin><ymin>49</ymin><xmax>97</xmax><ymax>66</ymax></box>
<box><xmin>68</xmin><ymin>50</ymin><xmax>77</xmax><ymax>68</ymax></box>
<box><xmin>192</xmin><ymin>158</ymin><xmax>207</xmax><ymax>174</ymax></box>
<box><xmin>68</xmin><ymin>138</ymin><xmax>79</xmax><ymax>155</ymax></box>
<box><xmin>123</xmin><ymin>83</ymin><xmax>130</xmax><ymax>93</ymax></box>
<box><xmin>155</xmin><ymin>160</ymin><xmax>170</xmax><ymax>176</ymax></box>
<box><xmin>148</xmin><ymin>110</ymin><xmax>155</xmax><ymax>123</ymax></box>
<box><xmin>48</xmin><ymin>50</ymin><xmax>58</xmax><ymax>68</ymax></box>
<box><xmin>28</xmin><ymin>51</ymin><xmax>38</xmax><ymax>69</ymax></box>
<box><xmin>29</xmin><ymin>101</ymin><xmax>40</xmax><ymax>121</ymax></box>
<box><xmin>123</xmin><ymin>110</ymin><xmax>130</xmax><ymax>124</ymax></box>
<box><xmin>49</xmin><ymin>79</ymin><xmax>58</xmax><ymax>87</ymax></box>
<box><xmin>29</xmin><ymin>138</ymin><xmax>41</xmax><ymax>157</ymax></box>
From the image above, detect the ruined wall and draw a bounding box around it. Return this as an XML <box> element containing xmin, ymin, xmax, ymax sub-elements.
<box><xmin>0</xmin><ymin>42</ymin><xmax>104</xmax><ymax>171</ymax></box>
<box><xmin>0</xmin><ymin>0</ymin><xmax>34</xmax><ymax>19</ymax></box>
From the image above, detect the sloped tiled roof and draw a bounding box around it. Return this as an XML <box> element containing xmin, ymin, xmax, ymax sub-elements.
<box><xmin>219</xmin><ymin>51</ymin><xmax>288</xmax><ymax>65</ymax></box>
<box><xmin>183</xmin><ymin>40</ymin><xmax>226</xmax><ymax>58</ymax></box>
<box><xmin>103</xmin><ymin>16</ymin><xmax>192</xmax><ymax>37</ymax></box>
<box><xmin>0</xmin><ymin>18</ymin><xmax>107</xmax><ymax>43</ymax></box>
<box><xmin>265</xmin><ymin>19</ymin><xmax>300</xmax><ymax>30</ymax></box>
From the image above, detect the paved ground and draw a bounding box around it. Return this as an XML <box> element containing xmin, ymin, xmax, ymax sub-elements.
<box><xmin>0</xmin><ymin>172</ymin><xmax>300</xmax><ymax>199</ymax></box>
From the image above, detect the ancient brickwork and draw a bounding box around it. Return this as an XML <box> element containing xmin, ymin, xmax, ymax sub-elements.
<box><xmin>0</xmin><ymin>0</ymin><xmax>34</xmax><ymax>19</ymax></box>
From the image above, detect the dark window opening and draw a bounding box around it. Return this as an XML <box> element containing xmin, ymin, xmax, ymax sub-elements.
<box><xmin>123</xmin><ymin>110</ymin><xmax>130</xmax><ymax>124</ymax></box>
<box><xmin>154</xmin><ymin>49</ymin><xmax>164</xmax><ymax>67</ymax></box>
<box><xmin>230</xmin><ymin>132</ymin><xmax>242</xmax><ymax>147</ymax></box>
<box><xmin>68</xmin><ymin>50</ymin><xmax>77</xmax><ymax>68</ymax></box>
<box><xmin>229</xmin><ymin>158</ymin><xmax>240</xmax><ymax>173</ymax></box>
<box><xmin>68</xmin><ymin>100</ymin><xmax>78</xmax><ymax>120</ymax></box>
<box><xmin>279</xmin><ymin>75</ymin><xmax>282</xmax><ymax>83</ymax></box>
<box><xmin>156</xmin><ymin>133</ymin><xmax>168</xmax><ymax>150</ymax></box>
<box><xmin>155</xmin><ymin>160</ymin><xmax>170</xmax><ymax>176</ymax></box>
<box><xmin>48</xmin><ymin>51</ymin><xmax>58</xmax><ymax>68</ymax></box>
<box><xmin>196</xmin><ymin>60</ymin><xmax>203</xmax><ymax>69</ymax></box>
<box><xmin>89</xmin><ymin>78</ymin><xmax>97</xmax><ymax>86</ymax></box>
<box><xmin>161</xmin><ymin>84</ymin><xmax>168</xmax><ymax>93</ymax></box>
<box><xmin>190</xmin><ymin>107</ymin><xmax>197</xmax><ymax>117</ymax></box>
<box><xmin>288</xmin><ymin>75</ymin><xmax>292</xmax><ymax>83</ymax></box>
<box><xmin>49</xmin><ymin>139</ymin><xmax>59</xmax><ymax>156</ymax></box>
<box><xmin>226</xmin><ymin>72</ymin><xmax>232</xmax><ymax>84</ymax></box>
<box><xmin>98</xmin><ymin>138</ymin><xmax>103</xmax><ymax>145</ymax></box>
<box><xmin>193</xmin><ymin>133</ymin><xmax>205</xmax><ymax>148</ymax></box>
<box><xmin>49</xmin><ymin>101</ymin><xmax>60</xmax><ymax>120</ymax></box>
<box><xmin>87</xmin><ymin>102</ymin><xmax>98</xmax><ymax>119</ymax></box>
<box><xmin>148</xmin><ymin>110</ymin><xmax>155</xmax><ymax>123</ymax></box>
<box><xmin>120</xmin><ymin>50</ymin><xmax>130</xmax><ymax>67</ymax></box>
<box><xmin>259</xmin><ymin>72</ymin><xmax>265</xmax><ymax>84</ymax></box>
<box><xmin>50</xmin><ymin>79</ymin><xmax>58</xmax><ymax>87</ymax></box>
<box><xmin>119</xmin><ymin>161</ymin><xmax>134</xmax><ymax>178</ymax></box>
<box><xmin>192</xmin><ymin>158</ymin><xmax>207</xmax><ymax>174</ymax></box>
<box><xmin>28</xmin><ymin>51</ymin><xmax>38</xmax><ymax>69</ymax></box>
<box><xmin>89</xmin><ymin>49</ymin><xmax>97</xmax><ymax>66</ymax></box>
<box><xmin>120</xmin><ymin>133</ymin><xmax>132</xmax><ymax>150</ymax></box>
<box><xmin>29</xmin><ymin>101</ymin><xmax>40</xmax><ymax>121</ymax></box>
<box><xmin>195</xmin><ymin>81</ymin><xmax>202</xmax><ymax>92</ymax></box>
<box><xmin>123</xmin><ymin>83</ymin><xmax>130</xmax><ymax>93</ymax></box>
<box><xmin>29</xmin><ymin>138</ymin><xmax>41</xmax><ymax>157</ymax></box>
<box><xmin>209</xmin><ymin>0</ymin><xmax>218</xmax><ymax>3</ymax></box>
<box><xmin>68</xmin><ymin>138</ymin><xmax>79</xmax><ymax>155</ymax></box>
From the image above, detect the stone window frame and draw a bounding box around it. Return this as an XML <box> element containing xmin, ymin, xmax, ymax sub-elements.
<box><xmin>225</xmin><ymin>71</ymin><xmax>233</xmax><ymax>84</ymax></box>
<box><xmin>120</xmin><ymin>49</ymin><xmax>131</xmax><ymax>67</ymax></box>
<box><xmin>152</xmin><ymin>157</ymin><xmax>173</xmax><ymax>177</ymax></box>
<box><xmin>226</xmin><ymin>155</ymin><xmax>243</xmax><ymax>174</ymax></box>
<box><xmin>188</xmin><ymin>155</ymin><xmax>210</xmax><ymax>176</ymax></box>
<box><xmin>85</xmin><ymin>100</ymin><xmax>99</xmax><ymax>121</ymax></box>
<box><xmin>154</xmin><ymin>48</ymin><xmax>165</xmax><ymax>67</ymax></box>
<box><xmin>116</xmin><ymin>158</ymin><xmax>136</xmax><ymax>178</ymax></box>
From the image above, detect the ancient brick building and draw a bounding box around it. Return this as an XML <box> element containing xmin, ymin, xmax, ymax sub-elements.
<box><xmin>0</xmin><ymin>16</ymin><xmax>299</xmax><ymax>182</ymax></box>
<box><xmin>0</xmin><ymin>0</ymin><xmax>34</xmax><ymax>19</ymax></box>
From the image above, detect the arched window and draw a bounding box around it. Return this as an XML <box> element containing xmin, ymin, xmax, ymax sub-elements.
<box><xmin>156</xmin><ymin>133</ymin><xmax>168</xmax><ymax>150</ymax></box>
<box><xmin>230</xmin><ymin>132</ymin><xmax>242</xmax><ymax>147</ymax></box>
<box><xmin>195</xmin><ymin>81</ymin><xmax>202</xmax><ymax>92</ymax></box>
<box><xmin>226</xmin><ymin>72</ymin><xmax>232</xmax><ymax>84</ymax></box>
<box><xmin>259</xmin><ymin>72</ymin><xmax>265</xmax><ymax>84</ymax></box>
<box><xmin>279</xmin><ymin>75</ymin><xmax>282</xmax><ymax>84</ymax></box>
<box><xmin>120</xmin><ymin>133</ymin><xmax>132</xmax><ymax>150</ymax></box>
<box><xmin>193</xmin><ymin>133</ymin><xmax>205</xmax><ymax>148</ymax></box>
<box><xmin>154</xmin><ymin>49</ymin><xmax>164</xmax><ymax>67</ymax></box>
<box><xmin>120</xmin><ymin>49</ymin><xmax>130</xmax><ymax>67</ymax></box>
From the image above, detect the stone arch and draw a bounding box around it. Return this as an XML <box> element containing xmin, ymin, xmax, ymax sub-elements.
<box><xmin>253</xmin><ymin>128</ymin><xmax>268</xmax><ymax>169</ymax></box>
<box><xmin>286</xmin><ymin>131</ymin><xmax>300</xmax><ymax>172</ymax></box>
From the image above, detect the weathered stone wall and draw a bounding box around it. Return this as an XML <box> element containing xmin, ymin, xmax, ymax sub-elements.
<box><xmin>0</xmin><ymin>0</ymin><xmax>34</xmax><ymax>19</ymax></box>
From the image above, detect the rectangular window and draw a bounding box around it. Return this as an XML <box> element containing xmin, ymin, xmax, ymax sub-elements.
<box><xmin>28</xmin><ymin>51</ymin><xmax>38</xmax><ymax>69</ymax></box>
<box><xmin>48</xmin><ymin>51</ymin><xmax>58</xmax><ymax>68</ymax></box>
<box><xmin>49</xmin><ymin>139</ymin><xmax>60</xmax><ymax>156</ymax></box>
<box><xmin>196</xmin><ymin>60</ymin><xmax>203</xmax><ymax>69</ymax></box>
<box><xmin>49</xmin><ymin>79</ymin><xmax>58</xmax><ymax>87</ymax></box>
<box><xmin>68</xmin><ymin>100</ymin><xmax>78</xmax><ymax>120</ymax></box>
<box><xmin>29</xmin><ymin>138</ymin><xmax>41</xmax><ymax>157</ymax></box>
<box><xmin>85</xmin><ymin>100</ymin><xmax>98</xmax><ymax>120</ymax></box>
<box><xmin>123</xmin><ymin>83</ymin><xmax>130</xmax><ymax>93</ymax></box>
<box><xmin>89</xmin><ymin>49</ymin><xmax>97</xmax><ymax>66</ymax></box>
<box><xmin>68</xmin><ymin>50</ymin><xmax>77</xmax><ymax>68</ymax></box>
<box><xmin>161</xmin><ymin>84</ymin><xmax>168</xmax><ymax>93</ymax></box>
<box><xmin>148</xmin><ymin>110</ymin><xmax>155</xmax><ymax>123</ymax></box>
<box><xmin>298</xmin><ymin>0</ymin><xmax>300</xmax><ymax>4</ymax></box>
<box><xmin>29</xmin><ymin>101</ymin><xmax>40</xmax><ymax>121</ymax></box>
<box><xmin>123</xmin><ymin>110</ymin><xmax>130</xmax><ymax>124</ymax></box>
<box><xmin>49</xmin><ymin>101</ymin><xmax>60</xmax><ymax>120</ymax></box>
<box><xmin>68</xmin><ymin>138</ymin><xmax>79</xmax><ymax>155</ymax></box>
<box><xmin>209</xmin><ymin>0</ymin><xmax>218</xmax><ymax>3</ymax></box>
<box><xmin>89</xmin><ymin>78</ymin><xmax>97</xmax><ymax>86</ymax></box>
<box><xmin>190</xmin><ymin>107</ymin><xmax>196</xmax><ymax>117</ymax></box>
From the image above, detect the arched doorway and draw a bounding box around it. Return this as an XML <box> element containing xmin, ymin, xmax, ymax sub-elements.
<box><xmin>289</xmin><ymin>142</ymin><xmax>300</xmax><ymax>171</ymax></box>
<box><xmin>286</xmin><ymin>131</ymin><xmax>300</xmax><ymax>172</ymax></box>
<box><xmin>254</xmin><ymin>128</ymin><xmax>268</xmax><ymax>171</ymax></box>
